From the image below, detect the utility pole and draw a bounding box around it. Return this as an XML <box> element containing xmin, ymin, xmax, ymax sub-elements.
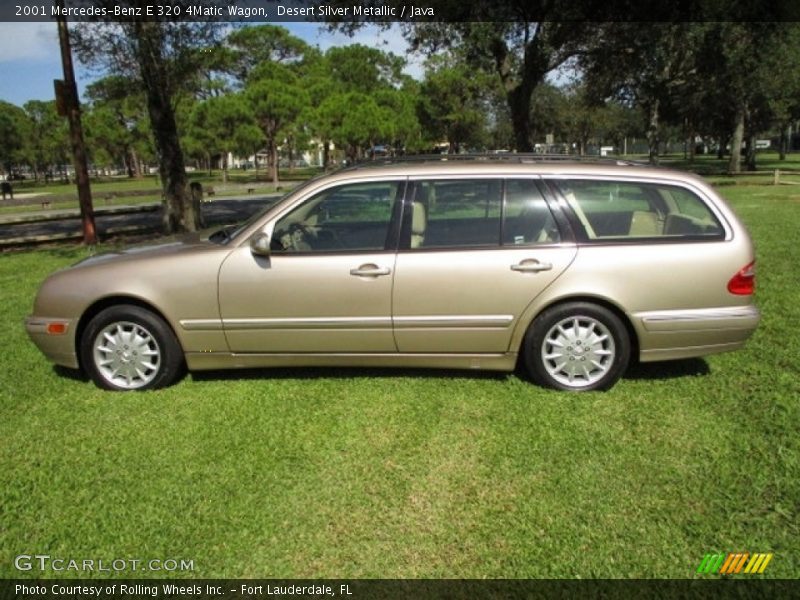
<box><xmin>55</xmin><ymin>0</ymin><xmax>96</xmax><ymax>245</ymax></box>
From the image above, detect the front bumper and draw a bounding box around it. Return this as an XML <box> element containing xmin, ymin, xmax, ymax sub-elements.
<box><xmin>25</xmin><ymin>316</ymin><xmax>80</xmax><ymax>369</ymax></box>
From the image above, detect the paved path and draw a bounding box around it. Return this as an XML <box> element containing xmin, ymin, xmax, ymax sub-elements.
<box><xmin>0</xmin><ymin>194</ymin><xmax>282</xmax><ymax>247</ymax></box>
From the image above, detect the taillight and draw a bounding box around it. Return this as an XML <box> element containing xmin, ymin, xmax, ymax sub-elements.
<box><xmin>727</xmin><ymin>260</ymin><xmax>755</xmax><ymax>295</ymax></box>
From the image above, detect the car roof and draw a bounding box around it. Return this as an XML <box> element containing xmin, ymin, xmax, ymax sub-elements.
<box><xmin>329</xmin><ymin>155</ymin><xmax>704</xmax><ymax>184</ymax></box>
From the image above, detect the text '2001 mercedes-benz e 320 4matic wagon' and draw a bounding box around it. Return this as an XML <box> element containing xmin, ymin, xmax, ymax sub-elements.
<box><xmin>26</xmin><ymin>155</ymin><xmax>760</xmax><ymax>392</ymax></box>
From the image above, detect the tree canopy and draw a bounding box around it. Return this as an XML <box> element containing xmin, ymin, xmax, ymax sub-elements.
<box><xmin>8</xmin><ymin>19</ymin><xmax>800</xmax><ymax>203</ymax></box>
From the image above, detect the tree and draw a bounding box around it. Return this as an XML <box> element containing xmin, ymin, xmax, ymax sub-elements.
<box><xmin>0</xmin><ymin>101</ymin><xmax>31</xmax><ymax>177</ymax></box>
<box><xmin>245</xmin><ymin>63</ymin><xmax>309</xmax><ymax>184</ymax></box>
<box><xmin>84</xmin><ymin>76</ymin><xmax>151</xmax><ymax>177</ymax></box>
<box><xmin>760</xmin><ymin>25</ymin><xmax>800</xmax><ymax>160</ymax></box>
<box><xmin>335</xmin><ymin>18</ymin><xmax>593</xmax><ymax>152</ymax></box>
<box><xmin>297</xmin><ymin>49</ymin><xmax>339</xmax><ymax>168</ymax></box>
<box><xmin>417</xmin><ymin>57</ymin><xmax>488</xmax><ymax>153</ymax></box>
<box><xmin>73</xmin><ymin>15</ymin><xmax>228</xmax><ymax>232</ymax></box>
<box><xmin>580</xmin><ymin>23</ymin><xmax>707</xmax><ymax>165</ymax></box>
<box><xmin>699</xmin><ymin>23</ymin><xmax>800</xmax><ymax>171</ymax></box>
<box><xmin>226</xmin><ymin>24</ymin><xmax>309</xmax><ymax>84</ymax></box>
<box><xmin>332</xmin><ymin>93</ymin><xmax>393</xmax><ymax>161</ymax></box>
<box><xmin>22</xmin><ymin>101</ymin><xmax>68</xmax><ymax>182</ymax></box>
<box><xmin>187</xmin><ymin>94</ymin><xmax>262</xmax><ymax>183</ymax></box>
<box><xmin>324</xmin><ymin>44</ymin><xmax>407</xmax><ymax>92</ymax></box>
<box><xmin>376</xmin><ymin>84</ymin><xmax>424</xmax><ymax>154</ymax></box>
<box><xmin>527</xmin><ymin>83</ymin><xmax>569</xmax><ymax>148</ymax></box>
<box><xmin>306</xmin><ymin>45</ymin><xmax>419</xmax><ymax>164</ymax></box>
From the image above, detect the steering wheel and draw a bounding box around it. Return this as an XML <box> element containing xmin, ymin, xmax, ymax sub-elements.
<box><xmin>273</xmin><ymin>222</ymin><xmax>314</xmax><ymax>251</ymax></box>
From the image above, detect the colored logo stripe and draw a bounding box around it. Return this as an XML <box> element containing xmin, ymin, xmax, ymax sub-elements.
<box><xmin>697</xmin><ymin>553</ymin><xmax>773</xmax><ymax>574</ymax></box>
<box><xmin>696</xmin><ymin>554</ymin><xmax>725</xmax><ymax>574</ymax></box>
<box><xmin>744</xmin><ymin>553</ymin><xmax>773</xmax><ymax>574</ymax></box>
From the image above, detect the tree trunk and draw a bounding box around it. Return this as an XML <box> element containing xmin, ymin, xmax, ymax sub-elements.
<box><xmin>779</xmin><ymin>123</ymin><xmax>790</xmax><ymax>160</ymax></box>
<box><xmin>508</xmin><ymin>84</ymin><xmax>533</xmax><ymax>152</ymax></box>
<box><xmin>124</xmin><ymin>148</ymin><xmax>134</xmax><ymax>178</ymax></box>
<box><xmin>745</xmin><ymin>132</ymin><xmax>757</xmax><ymax>171</ymax></box>
<box><xmin>323</xmin><ymin>140</ymin><xmax>330</xmax><ymax>169</ymax></box>
<box><xmin>132</xmin><ymin>21</ymin><xmax>199</xmax><ymax>233</ymax></box>
<box><xmin>728</xmin><ymin>105</ymin><xmax>745</xmax><ymax>173</ymax></box>
<box><xmin>130</xmin><ymin>147</ymin><xmax>142</xmax><ymax>178</ymax></box>
<box><xmin>269</xmin><ymin>138</ymin><xmax>279</xmax><ymax>186</ymax></box>
<box><xmin>647</xmin><ymin>99</ymin><xmax>660</xmax><ymax>165</ymax></box>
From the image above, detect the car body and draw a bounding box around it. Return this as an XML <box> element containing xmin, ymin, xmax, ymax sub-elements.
<box><xmin>25</xmin><ymin>157</ymin><xmax>760</xmax><ymax>391</ymax></box>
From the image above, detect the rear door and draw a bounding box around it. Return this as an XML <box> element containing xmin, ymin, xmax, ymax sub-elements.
<box><xmin>391</xmin><ymin>178</ymin><xmax>577</xmax><ymax>353</ymax></box>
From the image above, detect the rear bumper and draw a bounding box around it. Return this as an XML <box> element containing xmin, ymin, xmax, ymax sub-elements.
<box><xmin>633</xmin><ymin>305</ymin><xmax>760</xmax><ymax>362</ymax></box>
<box><xmin>25</xmin><ymin>316</ymin><xmax>80</xmax><ymax>369</ymax></box>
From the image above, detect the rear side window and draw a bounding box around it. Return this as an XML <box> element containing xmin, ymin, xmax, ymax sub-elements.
<box><xmin>407</xmin><ymin>179</ymin><xmax>561</xmax><ymax>249</ymax></box>
<box><xmin>553</xmin><ymin>179</ymin><xmax>724</xmax><ymax>241</ymax></box>
<box><xmin>410</xmin><ymin>179</ymin><xmax>502</xmax><ymax>248</ymax></box>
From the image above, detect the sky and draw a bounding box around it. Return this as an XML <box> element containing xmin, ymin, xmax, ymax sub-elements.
<box><xmin>0</xmin><ymin>22</ymin><xmax>422</xmax><ymax>107</ymax></box>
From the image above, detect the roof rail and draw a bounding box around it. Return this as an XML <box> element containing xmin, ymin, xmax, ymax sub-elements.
<box><xmin>345</xmin><ymin>153</ymin><xmax>649</xmax><ymax>168</ymax></box>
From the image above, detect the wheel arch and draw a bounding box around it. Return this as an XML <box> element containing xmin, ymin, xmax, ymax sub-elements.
<box><xmin>74</xmin><ymin>295</ymin><xmax>183</xmax><ymax>372</ymax></box>
<box><xmin>517</xmin><ymin>295</ymin><xmax>640</xmax><ymax>364</ymax></box>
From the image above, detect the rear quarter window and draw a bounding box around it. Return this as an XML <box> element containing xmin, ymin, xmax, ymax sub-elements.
<box><xmin>553</xmin><ymin>179</ymin><xmax>724</xmax><ymax>241</ymax></box>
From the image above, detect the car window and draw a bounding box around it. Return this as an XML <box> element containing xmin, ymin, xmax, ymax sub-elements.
<box><xmin>503</xmin><ymin>179</ymin><xmax>561</xmax><ymax>245</ymax></box>
<box><xmin>409</xmin><ymin>179</ymin><xmax>502</xmax><ymax>249</ymax></box>
<box><xmin>554</xmin><ymin>179</ymin><xmax>724</xmax><ymax>240</ymax></box>
<box><xmin>271</xmin><ymin>181</ymin><xmax>401</xmax><ymax>253</ymax></box>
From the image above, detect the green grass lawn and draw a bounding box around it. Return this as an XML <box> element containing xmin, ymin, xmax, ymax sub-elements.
<box><xmin>0</xmin><ymin>184</ymin><xmax>797</xmax><ymax>579</ymax></box>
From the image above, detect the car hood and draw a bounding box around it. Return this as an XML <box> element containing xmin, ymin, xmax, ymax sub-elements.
<box><xmin>71</xmin><ymin>229</ymin><xmax>221</xmax><ymax>269</ymax></box>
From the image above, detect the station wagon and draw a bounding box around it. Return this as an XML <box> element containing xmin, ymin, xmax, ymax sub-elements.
<box><xmin>25</xmin><ymin>156</ymin><xmax>760</xmax><ymax>391</ymax></box>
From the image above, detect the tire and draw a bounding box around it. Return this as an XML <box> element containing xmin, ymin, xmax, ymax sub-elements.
<box><xmin>80</xmin><ymin>305</ymin><xmax>185</xmax><ymax>391</ymax></box>
<box><xmin>523</xmin><ymin>302</ymin><xmax>630</xmax><ymax>391</ymax></box>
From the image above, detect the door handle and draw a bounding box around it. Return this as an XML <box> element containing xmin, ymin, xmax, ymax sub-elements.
<box><xmin>350</xmin><ymin>264</ymin><xmax>391</xmax><ymax>277</ymax></box>
<box><xmin>511</xmin><ymin>259</ymin><xmax>552</xmax><ymax>273</ymax></box>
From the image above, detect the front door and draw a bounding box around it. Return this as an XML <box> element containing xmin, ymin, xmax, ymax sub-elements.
<box><xmin>218</xmin><ymin>180</ymin><xmax>404</xmax><ymax>353</ymax></box>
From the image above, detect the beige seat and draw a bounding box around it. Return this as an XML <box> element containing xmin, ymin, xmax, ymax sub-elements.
<box><xmin>629</xmin><ymin>211</ymin><xmax>661</xmax><ymax>236</ymax></box>
<box><xmin>664</xmin><ymin>214</ymin><xmax>697</xmax><ymax>235</ymax></box>
<box><xmin>411</xmin><ymin>201</ymin><xmax>427</xmax><ymax>248</ymax></box>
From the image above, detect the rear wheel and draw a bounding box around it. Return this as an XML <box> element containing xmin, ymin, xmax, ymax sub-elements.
<box><xmin>523</xmin><ymin>302</ymin><xmax>630</xmax><ymax>391</ymax></box>
<box><xmin>80</xmin><ymin>305</ymin><xmax>185</xmax><ymax>391</ymax></box>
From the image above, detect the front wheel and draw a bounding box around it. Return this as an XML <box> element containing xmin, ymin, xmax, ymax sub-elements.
<box><xmin>80</xmin><ymin>305</ymin><xmax>185</xmax><ymax>391</ymax></box>
<box><xmin>523</xmin><ymin>302</ymin><xmax>630</xmax><ymax>391</ymax></box>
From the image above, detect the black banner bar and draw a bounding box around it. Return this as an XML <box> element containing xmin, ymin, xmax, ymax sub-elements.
<box><xmin>2</xmin><ymin>579</ymin><xmax>799</xmax><ymax>600</ymax></box>
<box><xmin>3</xmin><ymin>0</ymin><xmax>800</xmax><ymax>23</ymax></box>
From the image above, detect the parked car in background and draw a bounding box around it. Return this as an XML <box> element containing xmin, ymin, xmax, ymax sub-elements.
<box><xmin>26</xmin><ymin>156</ymin><xmax>759</xmax><ymax>391</ymax></box>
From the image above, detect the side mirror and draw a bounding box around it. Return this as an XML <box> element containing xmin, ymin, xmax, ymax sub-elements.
<box><xmin>249</xmin><ymin>232</ymin><xmax>271</xmax><ymax>258</ymax></box>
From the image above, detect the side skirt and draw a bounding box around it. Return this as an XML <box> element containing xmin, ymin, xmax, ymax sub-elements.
<box><xmin>185</xmin><ymin>352</ymin><xmax>518</xmax><ymax>372</ymax></box>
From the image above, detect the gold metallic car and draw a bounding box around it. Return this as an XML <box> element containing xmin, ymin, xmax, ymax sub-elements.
<box><xmin>25</xmin><ymin>157</ymin><xmax>760</xmax><ymax>391</ymax></box>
